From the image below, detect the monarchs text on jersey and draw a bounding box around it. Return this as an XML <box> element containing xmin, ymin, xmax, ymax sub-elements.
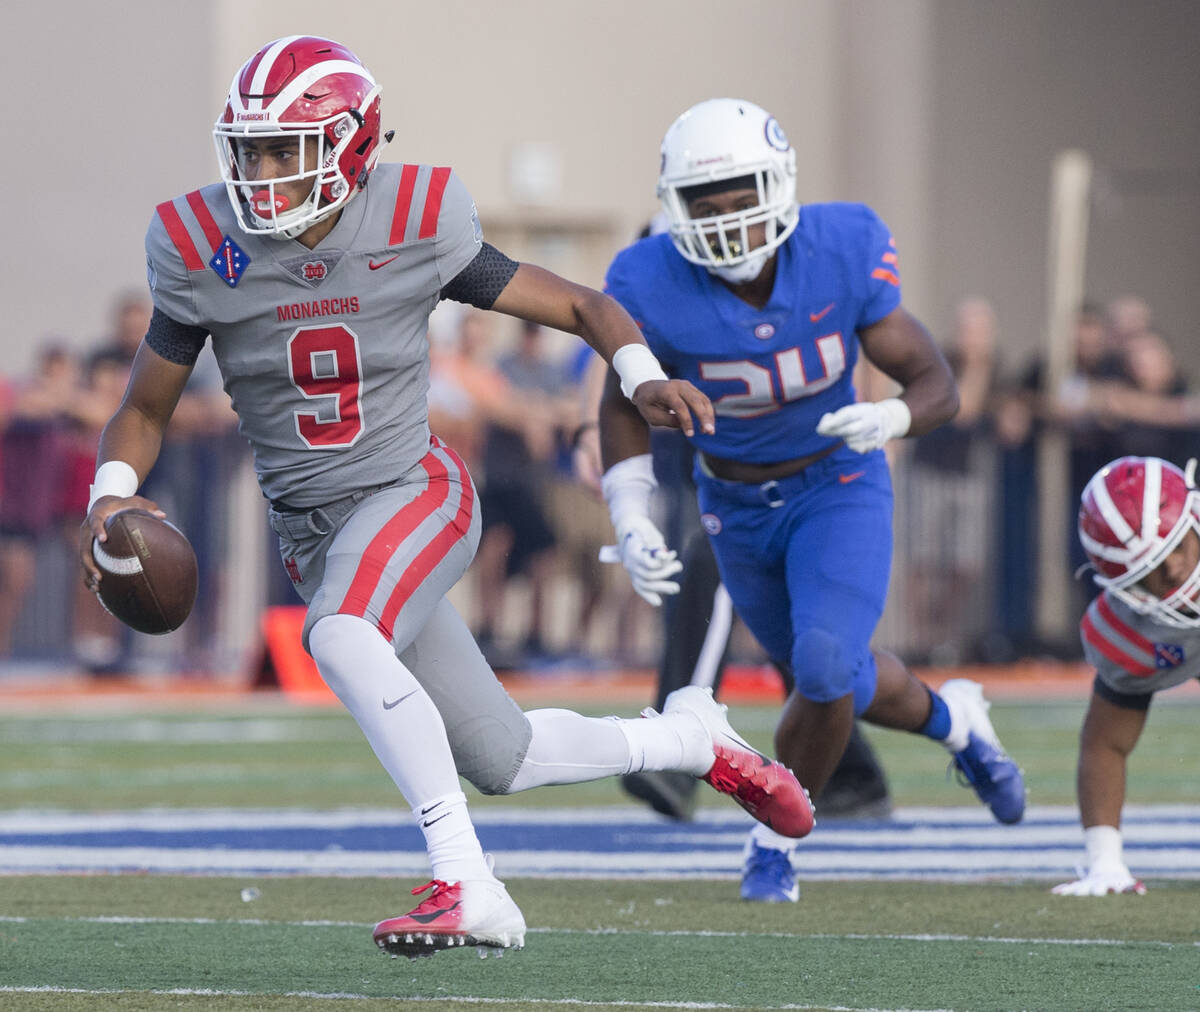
<box><xmin>604</xmin><ymin>202</ymin><xmax>901</xmax><ymax>463</ymax></box>
<box><xmin>145</xmin><ymin>163</ymin><xmax>481</xmax><ymax>508</ymax></box>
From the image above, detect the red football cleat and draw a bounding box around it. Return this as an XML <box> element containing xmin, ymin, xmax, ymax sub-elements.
<box><xmin>665</xmin><ymin>686</ymin><xmax>815</xmax><ymax>838</ymax></box>
<box><xmin>373</xmin><ymin>870</ymin><xmax>526</xmax><ymax>959</ymax></box>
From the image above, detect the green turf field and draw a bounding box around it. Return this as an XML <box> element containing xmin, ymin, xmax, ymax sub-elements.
<box><xmin>1</xmin><ymin>693</ymin><xmax>1197</xmax><ymax>1010</ymax></box>
<box><xmin>3</xmin><ymin>876</ymin><xmax>1197</xmax><ymax>1011</ymax></box>
<box><xmin>1</xmin><ymin>694</ymin><xmax>1195</xmax><ymax>810</ymax></box>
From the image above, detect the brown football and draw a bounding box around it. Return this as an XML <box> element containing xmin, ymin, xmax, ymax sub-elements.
<box><xmin>93</xmin><ymin>509</ymin><xmax>198</xmax><ymax>635</ymax></box>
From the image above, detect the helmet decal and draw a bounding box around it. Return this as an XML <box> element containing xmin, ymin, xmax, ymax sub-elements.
<box><xmin>764</xmin><ymin>116</ymin><xmax>790</xmax><ymax>152</ymax></box>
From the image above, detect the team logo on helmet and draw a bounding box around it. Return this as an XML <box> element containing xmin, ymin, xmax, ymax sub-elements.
<box><xmin>764</xmin><ymin>116</ymin><xmax>790</xmax><ymax>152</ymax></box>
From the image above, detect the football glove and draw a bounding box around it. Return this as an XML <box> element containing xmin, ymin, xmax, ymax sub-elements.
<box><xmin>1051</xmin><ymin>862</ymin><xmax>1146</xmax><ymax>897</ymax></box>
<box><xmin>816</xmin><ymin>398</ymin><xmax>911</xmax><ymax>453</ymax></box>
<box><xmin>599</xmin><ymin>515</ymin><xmax>682</xmax><ymax>607</ymax></box>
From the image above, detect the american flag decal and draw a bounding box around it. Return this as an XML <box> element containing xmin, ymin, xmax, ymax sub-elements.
<box><xmin>209</xmin><ymin>235</ymin><xmax>251</xmax><ymax>288</ymax></box>
<box><xmin>1154</xmin><ymin>642</ymin><xmax>1184</xmax><ymax>668</ymax></box>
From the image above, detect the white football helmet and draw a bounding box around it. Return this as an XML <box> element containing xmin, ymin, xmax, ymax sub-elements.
<box><xmin>213</xmin><ymin>36</ymin><xmax>387</xmax><ymax>240</ymax></box>
<box><xmin>657</xmin><ymin>98</ymin><xmax>799</xmax><ymax>283</ymax></box>
<box><xmin>1078</xmin><ymin>455</ymin><xmax>1200</xmax><ymax>627</ymax></box>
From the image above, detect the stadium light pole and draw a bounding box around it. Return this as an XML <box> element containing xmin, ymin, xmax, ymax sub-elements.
<box><xmin>1035</xmin><ymin>149</ymin><xmax>1092</xmax><ymax>648</ymax></box>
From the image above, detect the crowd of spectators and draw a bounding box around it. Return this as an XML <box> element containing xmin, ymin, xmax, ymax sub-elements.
<box><xmin>1</xmin><ymin>288</ymin><xmax>1194</xmax><ymax>677</ymax></box>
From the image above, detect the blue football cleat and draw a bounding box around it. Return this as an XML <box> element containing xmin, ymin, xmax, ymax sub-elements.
<box><xmin>740</xmin><ymin>840</ymin><xmax>799</xmax><ymax>902</ymax></box>
<box><xmin>939</xmin><ymin>679</ymin><xmax>1026</xmax><ymax>824</ymax></box>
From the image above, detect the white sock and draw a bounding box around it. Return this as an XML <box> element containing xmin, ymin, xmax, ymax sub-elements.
<box><xmin>507</xmin><ymin>708</ymin><xmax>630</xmax><ymax>792</ymax></box>
<box><xmin>415</xmin><ymin>790</ymin><xmax>491</xmax><ymax>883</ymax></box>
<box><xmin>749</xmin><ymin>822</ymin><xmax>798</xmax><ymax>853</ymax></box>
<box><xmin>308</xmin><ymin>614</ymin><xmax>490</xmax><ymax>881</ymax></box>
<box><xmin>505</xmin><ymin>707</ymin><xmax>712</xmax><ymax>793</ymax></box>
<box><xmin>612</xmin><ymin>709</ymin><xmax>713</xmax><ymax>777</ymax></box>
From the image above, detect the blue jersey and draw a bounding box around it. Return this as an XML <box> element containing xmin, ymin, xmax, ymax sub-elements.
<box><xmin>604</xmin><ymin>202</ymin><xmax>901</xmax><ymax>463</ymax></box>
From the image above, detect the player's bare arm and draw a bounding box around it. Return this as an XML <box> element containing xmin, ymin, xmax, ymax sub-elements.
<box><xmin>1076</xmin><ymin>692</ymin><xmax>1147</xmax><ymax>829</ymax></box>
<box><xmin>490</xmin><ymin>262</ymin><xmax>714</xmax><ymax>437</ymax></box>
<box><xmin>598</xmin><ymin>365</ymin><xmax>652</xmax><ymax>470</ymax></box>
<box><xmin>857</xmin><ymin>306</ymin><xmax>959</xmax><ymax>436</ymax></box>
<box><xmin>78</xmin><ymin>344</ymin><xmax>194</xmax><ymax>584</ymax></box>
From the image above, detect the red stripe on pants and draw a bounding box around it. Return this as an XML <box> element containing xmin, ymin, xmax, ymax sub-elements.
<box><xmin>375</xmin><ymin>446</ymin><xmax>474</xmax><ymax>640</ymax></box>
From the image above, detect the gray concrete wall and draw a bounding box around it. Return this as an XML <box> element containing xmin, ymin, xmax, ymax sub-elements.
<box><xmin>5</xmin><ymin>0</ymin><xmax>1198</xmax><ymax>375</ymax></box>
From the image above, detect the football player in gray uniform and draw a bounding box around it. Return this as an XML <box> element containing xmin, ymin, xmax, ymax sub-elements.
<box><xmin>1054</xmin><ymin>455</ymin><xmax>1200</xmax><ymax>896</ymax></box>
<box><xmin>77</xmin><ymin>36</ymin><xmax>815</xmax><ymax>958</ymax></box>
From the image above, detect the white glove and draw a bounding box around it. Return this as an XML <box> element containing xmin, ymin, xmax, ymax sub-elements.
<box><xmin>599</xmin><ymin>515</ymin><xmax>682</xmax><ymax>606</ymax></box>
<box><xmin>816</xmin><ymin>398</ymin><xmax>911</xmax><ymax>453</ymax></box>
<box><xmin>1051</xmin><ymin>862</ymin><xmax>1146</xmax><ymax>896</ymax></box>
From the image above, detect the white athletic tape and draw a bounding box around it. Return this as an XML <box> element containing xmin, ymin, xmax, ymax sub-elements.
<box><xmin>92</xmin><ymin>539</ymin><xmax>143</xmax><ymax>577</ymax></box>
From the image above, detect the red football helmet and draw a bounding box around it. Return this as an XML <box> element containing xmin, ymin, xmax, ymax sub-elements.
<box><xmin>1078</xmin><ymin>455</ymin><xmax>1200</xmax><ymax>626</ymax></box>
<box><xmin>213</xmin><ymin>36</ymin><xmax>387</xmax><ymax>239</ymax></box>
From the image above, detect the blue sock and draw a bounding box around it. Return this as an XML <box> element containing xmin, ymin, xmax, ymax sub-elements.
<box><xmin>918</xmin><ymin>690</ymin><xmax>952</xmax><ymax>742</ymax></box>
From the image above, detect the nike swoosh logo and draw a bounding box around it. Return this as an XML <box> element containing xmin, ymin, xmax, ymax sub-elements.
<box><xmin>368</xmin><ymin>254</ymin><xmax>400</xmax><ymax>270</ymax></box>
<box><xmin>408</xmin><ymin>900</ymin><xmax>460</xmax><ymax>923</ymax></box>
<box><xmin>421</xmin><ymin>812</ymin><xmax>451</xmax><ymax>829</ymax></box>
<box><xmin>719</xmin><ymin>733</ymin><xmax>770</xmax><ymax>766</ymax></box>
<box><xmin>382</xmin><ymin>689</ymin><xmax>419</xmax><ymax>710</ymax></box>
<box><xmin>809</xmin><ymin>302</ymin><xmax>835</xmax><ymax>323</ymax></box>
<box><xmin>419</xmin><ymin>800</ymin><xmax>444</xmax><ymax>817</ymax></box>
<box><xmin>838</xmin><ymin>471</ymin><xmax>866</xmax><ymax>484</ymax></box>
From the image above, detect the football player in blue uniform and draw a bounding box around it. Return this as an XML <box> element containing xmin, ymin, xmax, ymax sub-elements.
<box><xmin>598</xmin><ymin>98</ymin><xmax>1027</xmax><ymax>902</ymax></box>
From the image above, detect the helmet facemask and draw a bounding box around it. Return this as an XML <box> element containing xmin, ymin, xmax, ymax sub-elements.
<box><xmin>214</xmin><ymin>99</ymin><xmax>377</xmax><ymax>240</ymax></box>
<box><xmin>661</xmin><ymin>165</ymin><xmax>796</xmax><ymax>283</ymax></box>
<box><xmin>657</xmin><ymin>98</ymin><xmax>799</xmax><ymax>283</ymax></box>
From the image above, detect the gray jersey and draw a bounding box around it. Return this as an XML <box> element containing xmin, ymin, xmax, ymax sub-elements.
<box><xmin>1081</xmin><ymin>590</ymin><xmax>1200</xmax><ymax>695</ymax></box>
<box><xmin>145</xmin><ymin>163</ymin><xmax>481</xmax><ymax>508</ymax></box>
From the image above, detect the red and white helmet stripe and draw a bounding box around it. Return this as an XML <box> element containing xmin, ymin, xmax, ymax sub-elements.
<box><xmin>1078</xmin><ymin>455</ymin><xmax>1200</xmax><ymax>627</ymax></box>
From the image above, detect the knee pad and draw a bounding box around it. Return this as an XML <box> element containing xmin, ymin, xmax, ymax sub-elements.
<box><xmin>791</xmin><ymin>628</ymin><xmax>854</xmax><ymax>703</ymax></box>
<box><xmin>454</xmin><ymin>712</ymin><xmax>532</xmax><ymax>796</ymax></box>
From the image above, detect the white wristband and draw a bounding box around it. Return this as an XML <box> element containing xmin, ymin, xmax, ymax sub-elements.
<box><xmin>880</xmin><ymin>397</ymin><xmax>912</xmax><ymax>440</ymax></box>
<box><xmin>612</xmin><ymin>344</ymin><xmax>668</xmax><ymax>400</ymax></box>
<box><xmin>1083</xmin><ymin>825</ymin><xmax>1124</xmax><ymax>868</ymax></box>
<box><xmin>87</xmin><ymin>460</ymin><xmax>139</xmax><ymax>513</ymax></box>
<box><xmin>601</xmin><ymin>454</ymin><xmax>657</xmax><ymax>531</ymax></box>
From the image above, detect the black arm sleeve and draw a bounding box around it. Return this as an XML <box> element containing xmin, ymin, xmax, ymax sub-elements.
<box><xmin>144</xmin><ymin>307</ymin><xmax>209</xmax><ymax>366</ymax></box>
<box><xmin>440</xmin><ymin>242</ymin><xmax>520</xmax><ymax>310</ymax></box>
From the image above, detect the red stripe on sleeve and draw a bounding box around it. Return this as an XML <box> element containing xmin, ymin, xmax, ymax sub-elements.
<box><xmin>156</xmin><ymin>200</ymin><xmax>205</xmax><ymax>272</ymax></box>
<box><xmin>1096</xmin><ymin>593</ymin><xmax>1156</xmax><ymax>652</ymax></box>
<box><xmin>871</xmin><ymin>267</ymin><xmax>900</xmax><ymax>287</ymax></box>
<box><xmin>388</xmin><ymin>164</ymin><xmax>420</xmax><ymax>245</ymax></box>
<box><xmin>186</xmin><ymin>190</ymin><xmax>224</xmax><ymax>253</ymax></box>
<box><xmin>417</xmin><ymin>167</ymin><xmax>452</xmax><ymax>240</ymax></box>
<box><xmin>1081</xmin><ymin>610</ymin><xmax>1155</xmax><ymax>676</ymax></box>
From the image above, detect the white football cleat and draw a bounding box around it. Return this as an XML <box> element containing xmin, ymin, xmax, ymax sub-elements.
<box><xmin>373</xmin><ymin>862</ymin><xmax>526</xmax><ymax>959</ymax></box>
<box><xmin>664</xmin><ymin>686</ymin><xmax>814</xmax><ymax>838</ymax></box>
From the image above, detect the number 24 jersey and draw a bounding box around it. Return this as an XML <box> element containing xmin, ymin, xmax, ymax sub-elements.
<box><xmin>604</xmin><ymin>202</ymin><xmax>901</xmax><ymax>464</ymax></box>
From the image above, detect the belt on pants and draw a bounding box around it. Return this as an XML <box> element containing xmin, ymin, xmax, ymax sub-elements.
<box><xmin>268</xmin><ymin>477</ymin><xmax>402</xmax><ymax>537</ymax></box>
<box><xmin>699</xmin><ymin>443</ymin><xmax>838</xmax><ymax>484</ymax></box>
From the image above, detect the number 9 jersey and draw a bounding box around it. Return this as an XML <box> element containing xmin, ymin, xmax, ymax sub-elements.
<box><xmin>603</xmin><ymin>201</ymin><xmax>901</xmax><ymax>463</ymax></box>
<box><xmin>144</xmin><ymin>162</ymin><xmax>482</xmax><ymax>509</ymax></box>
